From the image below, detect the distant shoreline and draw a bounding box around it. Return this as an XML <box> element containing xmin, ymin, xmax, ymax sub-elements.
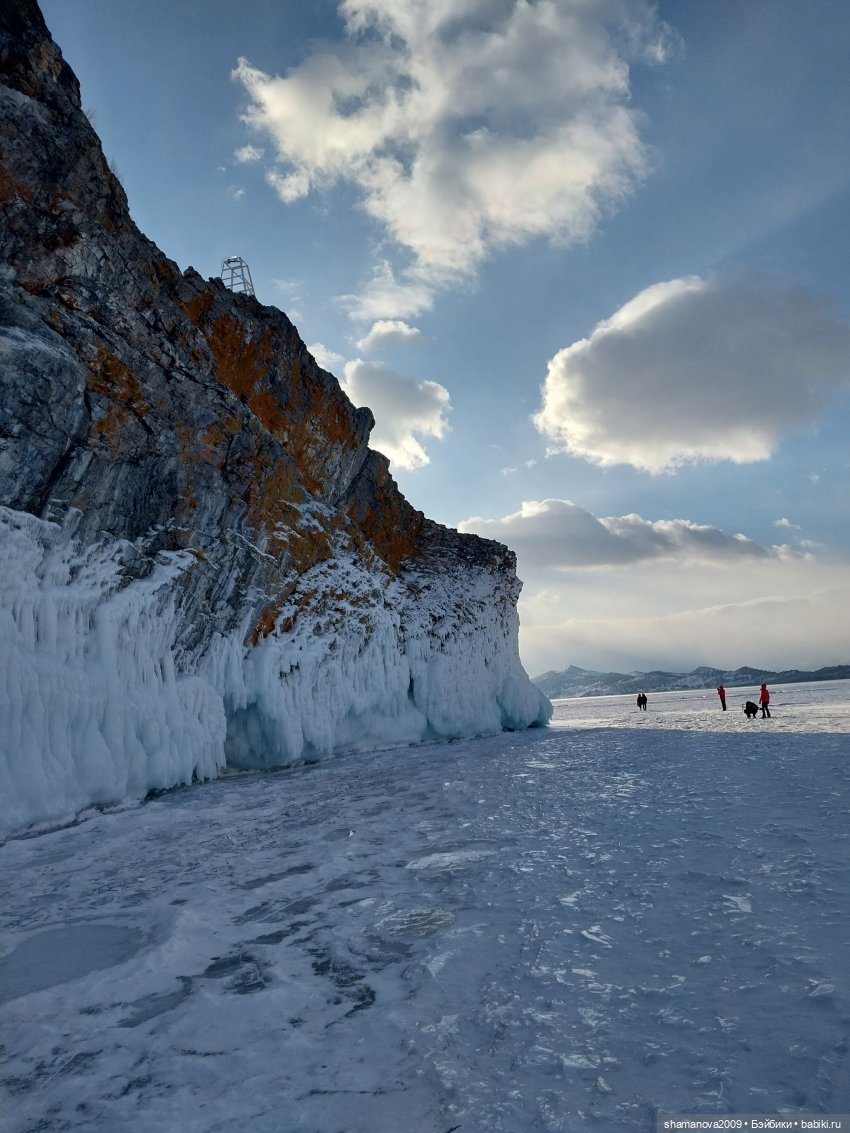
<box><xmin>533</xmin><ymin>664</ymin><xmax>850</xmax><ymax>700</ymax></box>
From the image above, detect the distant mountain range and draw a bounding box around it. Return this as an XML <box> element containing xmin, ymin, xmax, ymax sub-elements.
<box><xmin>532</xmin><ymin>664</ymin><xmax>850</xmax><ymax>700</ymax></box>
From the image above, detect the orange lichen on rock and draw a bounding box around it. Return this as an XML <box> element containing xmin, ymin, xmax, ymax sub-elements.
<box><xmin>87</xmin><ymin>345</ymin><xmax>148</xmax><ymax>405</ymax></box>
<box><xmin>247</xmin><ymin>601</ymin><xmax>285</xmax><ymax>646</ymax></box>
<box><xmin>197</xmin><ymin>414</ymin><xmax>242</xmax><ymax>469</ymax></box>
<box><xmin>246</xmin><ymin>585</ymin><xmax>319</xmax><ymax>646</ymax></box>
<box><xmin>245</xmin><ymin>351</ymin><xmax>360</xmax><ymax>499</ymax></box>
<box><xmin>347</xmin><ymin>455</ymin><xmax>422</xmax><ymax>572</ymax></box>
<box><xmin>180</xmin><ymin>291</ymin><xmax>214</xmax><ymax>328</ymax></box>
<box><xmin>245</xmin><ymin>453</ymin><xmax>302</xmax><ymax>528</ymax></box>
<box><xmin>250</xmin><ymin>388</ymin><xmax>290</xmax><ymax>438</ymax></box>
<box><xmin>287</xmin><ymin>357</ymin><xmax>361</xmax><ymax>438</ymax></box>
<box><xmin>241</xmin><ymin>455</ymin><xmax>339</xmax><ymax>580</ymax></box>
<box><xmin>87</xmin><ymin>345</ymin><xmax>150</xmax><ymax>455</ymax></box>
<box><xmin>206</xmin><ymin>314</ymin><xmax>274</xmax><ymax>402</ymax></box>
<box><xmin>359</xmin><ymin>504</ymin><xmax>421</xmax><ymax>571</ymax></box>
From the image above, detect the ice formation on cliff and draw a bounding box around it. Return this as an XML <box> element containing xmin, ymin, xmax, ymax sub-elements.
<box><xmin>1</xmin><ymin>502</ymin><xmax>549</xmax><ymax>835</ymax></box>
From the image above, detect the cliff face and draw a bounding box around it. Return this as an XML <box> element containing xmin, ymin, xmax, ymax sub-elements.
<box><xmin>0</xmin><ymin>1</ymin><xmax>550</xmax><ymax>834</ymax></box>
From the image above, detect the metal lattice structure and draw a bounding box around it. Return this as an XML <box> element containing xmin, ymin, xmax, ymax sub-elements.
<box><xmin>220</xmin><ymin>255</ymin><xmax>255</xmax><ymax>297</ymax></box>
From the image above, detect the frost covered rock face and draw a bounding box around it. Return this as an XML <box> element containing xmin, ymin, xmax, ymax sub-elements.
<box><xmin>0</xmin><ymin>2</ymin><xmax>550</xmax><ymax>834</ymax></box>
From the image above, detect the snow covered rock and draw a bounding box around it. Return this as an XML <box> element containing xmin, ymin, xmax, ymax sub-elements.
<box><xmin>0</xmin><ymin>2</ymin><xmax>550</xmax><ymax>834</ymax></box>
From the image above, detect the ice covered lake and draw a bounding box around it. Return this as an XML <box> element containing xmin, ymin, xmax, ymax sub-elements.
<box><xmin>2</xmin><ymin>679</ymin><xmax>849</xmax><ymax>1131</ymax></box>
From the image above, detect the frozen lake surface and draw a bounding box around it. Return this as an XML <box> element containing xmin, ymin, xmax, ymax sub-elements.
<box><xmin>2</xmin><ymin>680</ymin><xmax>849</xmax><ymax>1131</ymax></box>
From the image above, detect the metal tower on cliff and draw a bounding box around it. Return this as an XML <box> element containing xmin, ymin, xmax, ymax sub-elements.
<box><xmin>220</xmin><ymin>255</ymin><xmax>255</xmax><ymax>297</ymax></box>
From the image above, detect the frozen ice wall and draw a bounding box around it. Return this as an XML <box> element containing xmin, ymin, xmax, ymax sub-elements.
<box><xmin>219</xmin><ymin>535</ymin><xmax>551</xmax><ymax>769</ymax></box>
<box><xmin>0</xmin><ymin>508</ymin><xmax>226</xmax><ymax>834</ymax></box>
<box><xmin>0</xmin><ymin>507</ymin><xmax>550</xmax><ymax>835</ymax></box>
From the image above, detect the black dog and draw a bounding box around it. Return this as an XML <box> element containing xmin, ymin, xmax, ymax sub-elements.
<box><xmin>743</xmin><ymin>701</ymin><xmax>759</xmax><ymax>719</ymax></box>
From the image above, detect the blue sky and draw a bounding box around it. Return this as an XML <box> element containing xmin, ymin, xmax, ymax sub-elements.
<box><xmin>41</xmin><ymin>0</ymin><xmax>850</xmax><ymax>677</ymax></box>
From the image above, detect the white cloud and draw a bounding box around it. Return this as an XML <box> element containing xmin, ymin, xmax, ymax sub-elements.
<box><xmin>516</xmin><ymin>554</ymin><xmax>850</xmax><ymax>677</ymax></box>
<box><xmin>774</xmin><ymin>517</ymin><xmax>800</xmax><ymax>530</ymax></box>
<box><xmin>339</xmin><ymin>260</ymin><xmax>435</xmax><ymax>322</ymax></box>
<box><xmin>534</xmin><ymin>276</ymin><xmax>850</xmax><ymax>473</ymax></box>
<box><xmin>459</xmin><ymin>498</ymin><xmax>793</xmax><ymax>569</ymax></box>
<box><xmin>233</xmin><ymin>0</ymin><xmax>670</xmax><ymax>314</ymax></box>
<box><xmin>356</xmin><ymin>319</ymin><xmax>421</xmax><ymax>352</ymax></box>
<box><xmin>266</xmin><ymin>167</ymin><xmax>311</xmax><ymax>203</ymax></box>
<box><xmin>463</xmin><ymin>497</ymin><xmax>850</xmax><ymax>676</ymax></box>
<box><xmin>342</xmin><ymin>358</ymin><xmax>450</xmax><ymax>469</ymax></box>
<box><xmin>234</xmin><ymin>144</ymin><xmax>264</xmax><ymax>163</ymax></box>
<box><xmin>226</xmin><ymin>186</ymin><xmax>246</xmax><ymax>200</ymax></box>
<box><xmin>308</xmin><ymin>342</ymin><xmax>345</xmax><ymax>371</ymax></box>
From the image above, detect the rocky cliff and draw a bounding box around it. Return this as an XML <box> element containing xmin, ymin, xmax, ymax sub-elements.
<box><xmin>0</xmin><ymin>1</ymin><xmax>550</xmax><ymax>834</ymax></box>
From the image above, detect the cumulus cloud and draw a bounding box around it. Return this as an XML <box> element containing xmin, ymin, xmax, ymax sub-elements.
<box><xmin>233</xmin><ymin>0</ymin><xmax>670</xmax><ymax>313</ymax></box>
<box><xmin>308</xmin><ymin>342</ymin><xmax>345</xmax><ymax>371</ymax></box>
<box><xmin>339</xmin><ymin>260</ymin><xmax>436</xmax><ymax>322</ymax></box>
<box><xmin>356</xmin><ymin>319</ymin><xmax>421</xmax><ymax>352</ymax></box>
<box><xmin>774</xmin><ymin>517</ymin><xmax>800</xmax><ymax>529</ymax></box>
<box><xmin>459</xmin><ymin>498</ymin><xmax>796</xmax><ymax>569</ymax></box>
<box><xmin>266</xmin><ymin>167</ymin><xmax>310</xmax><ymax>203</ymax></box>
<box><xmin>534</xmin><ymin>276</ymin><xmax>850</xmax><ymax>473</ymax></box>
<box><xmin>234</xmin><ymin>144</ymin><xmax>264</xmax><ymax>163</ymax></box>
<box><xmin>342</xmin><ymin>358</ymin><xmax>451</xmax><ymax>469</ymax></box>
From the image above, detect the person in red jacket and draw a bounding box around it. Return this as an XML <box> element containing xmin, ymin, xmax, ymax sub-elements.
<box><xmin>717</xmin><ymin>685</ymin><xmax>726</xmax><ymax>711</ymax></box>
<box><xmin>758</xmin><ymin>683</ymin><xmax>771</xmax><ymax>718</ymax></box>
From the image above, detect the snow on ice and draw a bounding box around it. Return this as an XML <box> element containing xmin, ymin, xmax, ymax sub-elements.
<box><xmin>1</xmin><ymin>680</ymin><xmax>848</xmax><ymax>1131</ymax></box>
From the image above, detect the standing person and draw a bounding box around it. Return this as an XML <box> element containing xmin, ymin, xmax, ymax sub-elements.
<box><xmin>758</xmin><ymin>683</ymin><xmax>771</xmax><ymax>718</ymax></box>
<box><xmin>717</xmin><ymin>685</ymin><xmax>726</xmax><ymax>710</ymax></box>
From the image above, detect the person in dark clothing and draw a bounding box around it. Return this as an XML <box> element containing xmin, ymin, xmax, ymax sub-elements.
<box><xmin>636</xmin><ymin>693</ymin><xmax>647</xmax><ymax>711</ymax></box>
<box><xmin>717</xmin><ymin>685</ymin><xmax>726</xmax><ymax>711</ymax></box>
<box><xmin>758</xmin><ymin>683</ymin><xmax>771</xmax><ymax>718</ymax></box>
